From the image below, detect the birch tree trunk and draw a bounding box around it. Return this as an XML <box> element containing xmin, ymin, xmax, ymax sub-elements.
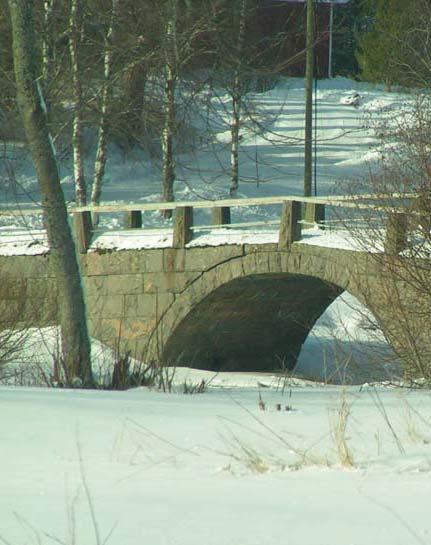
<box><xmin>41</xmin><ymin>0</ymin><xmax>55</xmax><ymax>107</ymax></box>
<box><xmin>8</xmin><ymin>0</ymin><xmax>93</xmax><ymax>387</ymax></box>
<box><xmin>161</xmin><ymin>0</ymin><xmax>178</xmax><ymax>218</ymax></box>
<box><xmin>91</xmin><ymin>0</ymin><xmax>118</xmax><ymax>218</ymax></box>
<box><xmin>229</xmin><ymin>0</ymin><xmax>247</xmax><ymax>198</ymax></box>
<box><xmin>69</xmin><ymin>0</ymin><xmax>86</xmax><ymax>206</ymax></box>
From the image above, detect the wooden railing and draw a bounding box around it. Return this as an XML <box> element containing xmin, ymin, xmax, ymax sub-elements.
<box><xmin>0</xmin><ymin>194</ymin><xmax>421</xmax><ymax>255</ymax></box>
<box><xmin>72</xmin><ymin>195</ymin><xmax>414</xmax><ymax>254</ymax></box>
<box><xmin>71</xmin><ymin>196</ymin><xmax>331</xmax><ymax>253</ymax></box>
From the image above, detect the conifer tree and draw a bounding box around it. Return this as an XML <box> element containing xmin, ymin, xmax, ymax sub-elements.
<box><xmin>357</xmin><ymin>0</ymin><xmax>431</xmax><ymax>89</ymax></box>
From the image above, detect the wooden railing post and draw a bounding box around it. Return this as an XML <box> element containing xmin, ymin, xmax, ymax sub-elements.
<box><xmin>73</xmin><ymin>211</ymin><xmax>93</xmax><ymax>253</ymax></box>
<box><xmin>278</xmin><ymin>200</ymin><xmax>301</xmax><ymax>250</ymax></box>
<box><xmin>385</xmin><ymin>212</ymin><xmax>407</xmax><ymax>254</ymax></box>
<box><xmin>212</xmin><ymin>206</ymin><xmax>231</xmax><ymax>226</ymax></box>
<box><xmin>124</xmin><ymin>210</ymin><xmax>142</xmax><ymax>229</ymax></box>
<box><xmin>173</xmin><ymin>206</ymin><xmax>193</xmax><ymax>248</ymax></box>
<box><xmin>304</xmin><ymin>202</ymin><xmax>325</xmax><ymax>229</ymax></box>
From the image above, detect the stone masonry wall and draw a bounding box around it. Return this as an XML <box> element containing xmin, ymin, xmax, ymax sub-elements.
<box><xmin>0</xmin><ymin>243</ymin><xmax>360</xmax><ymax>362</ymax></box>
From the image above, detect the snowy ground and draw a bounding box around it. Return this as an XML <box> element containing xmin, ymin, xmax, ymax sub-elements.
<box><xmin>0</xmin><ymin>77</ymin><xmax>428</xmax><ymax>544</ymax></box>
<box><xmin>1</xmin><ymin>379</ymin><xmax>431</xmax><ymax>545</ymax></box>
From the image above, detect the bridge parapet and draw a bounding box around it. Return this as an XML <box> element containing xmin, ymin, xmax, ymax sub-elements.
<box><xmin>70</xmin><ymin>193</ymin><xmax>414</xmax><ymax>254</ymax></box>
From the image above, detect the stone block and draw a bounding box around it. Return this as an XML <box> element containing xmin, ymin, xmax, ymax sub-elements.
<box><xmin>179</xmin><ymin>283</ymin><xmax>204</xmax><ymax>308</ymax></box>
<box><xmin>268</xmin><ymin>252</ymin><xmax>283</xmax><ymax>273</ymax></box>
<box><xmin>254</xmin><ymin>252</ymin><xmax>270</xmax><ymax>273</ymax></box>
<box><xmin>144</xmin><ymin>251</ymin><xmax>164</xmax><ymax>273</ymax></box>
<box><xmin>87</xmin><ymin>294</ymin><xmax>126</xmax><ymax>318</ymax></box>
<box><xmin>0</xmin><ymin>277</ymin><xmax>27</xmax><ymax>299</ymax></box>
<box><xmin>0</xmin><ymin>299</ymin><xmax>27</xmax><ymax>324</ymax></box>
<box><xmin>26</xmin><ymin>277</ymin><xmax>56</xmax><ymax>298</ymax></box>
<box><xmin>143</xmin><ymin>272</ymin><xmax>198</xmax><ymax>294</ymax></box>
<box><xmin>82</xmin><ymin>250</ymin><xmax>164</xmax><ymax>276</ymax></box>
<box><xmin>88</xmin><ymin>317</ymin><xmax>122</xmax><ymax>342</ymax></box>
<box><xmin>241</xmin><ymin>253</ymin><xmax>258</xmax><ymax>277</ymax></box>
<box><xmin>163</xmin><ymin>248</ymin><xmax>185</xmax><ymax>272</ymax></box>
<box><xmin>0</xmin><ymin>255</ymin><xmax>52</xmax><ymax>278</ymax></box>
<box><xmin>184</xmin><ymin>246</ymin><xmax>243</xmax><ymax>272</ymax></box>
<box><xmin>287</xmin><ymin>253</ymin><xmax>302</xmax><ymax>274</ymax></box>
<box><xmin>123</xmin><ymin>293</ymin><xmax>157</xmax><ymax>318</ymax></box>
<box><xmin>244</xmin><ymin>243</ymin><xmax>277</xmax><ymax>253</ymax></box>
<box><xmin>88</xmin><ymin>317</ymin><xmax>156</xmax><ymax>351</ymax></box>
<box><xmin>84</xmin><ymin>274</ymin><xmax>144</xmax><ymax>296</ymax></box>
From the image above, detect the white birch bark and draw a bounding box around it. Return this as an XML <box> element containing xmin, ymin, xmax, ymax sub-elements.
<box><xmin>230</xmin><ymin>0</ymin><xmax>247</xmax><ymax>198</ymax></box>
<box><xmin>42</xmin><ymin>0</ymin><xmax>55</xmax><ymax>106</ymax></box>
<box><xmin>69</xmin><ymin>0</ymin><xmax>86</xmax><ymax>206</ymax></box>
<box><xmin>91</xmin><ymin>0</ymin><xmax>118</xmax><ymax>215</ymax></box>
<box><xmin>161</xmin><ymin>0</ymin><xmax>178</xmax><ymax>218</ymax></box>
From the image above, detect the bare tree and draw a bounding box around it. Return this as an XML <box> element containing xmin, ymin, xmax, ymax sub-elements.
<box><xmin>8</xmin><ymin>0</ymin><xmax>93</xmax><ymax>386</ymax></box>
<box><xmin>41</xmin><ymin>0</ymin><xmax>56</xmax><ymax>105</ymax></box>
<box><xmin>161</xmin><ymin>0</ymin><xmax>178</xmax><ymax>216</ymax></box>
<box><xmin>91</xmin><ymin>0</ymin><xmax>119</xmax><ymax>213</ymax></box>
<box><xmin>229</xmin><ymin>0</ymin><xmax>248</xmax><ymax>197</ymax></box>
<box><xmin>343</xmin><ymin>94</ymin><xmax>431</xmax><ymax>381</ymax></box>
<box><xmin>69</xmin><ymin>0</ymin><xmax>86</xmax><ymax>205</ymax></box>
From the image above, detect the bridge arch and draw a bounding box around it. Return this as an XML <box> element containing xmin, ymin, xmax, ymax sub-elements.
<box><xmin>147</xmin><ymin>248</ymin><xmax>365</xmax><ymax>372</ymax></box>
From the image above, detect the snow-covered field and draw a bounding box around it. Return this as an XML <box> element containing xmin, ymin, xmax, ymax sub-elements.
<box><xmin>1</xmin><ymin>378</ymin><xmax>431</xmax><ymax>545</ymax></box>
<box><xmin>1</xmin><ymin>77</ymin><xmax>428</xmax><ymax>544</ymax></box>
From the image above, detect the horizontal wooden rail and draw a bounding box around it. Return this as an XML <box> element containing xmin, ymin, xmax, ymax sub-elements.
<box><xmin>0</xmin><ymin>207</ymin><xmax>45</xmax><ymax>216</ymax></box>
<box><xmin>0</xmin><ymin>192</ymin><xmax>422</xmax><ymax>217</ymax></box>
<box><xmin>73</xmin><ymin>195</ymin><xmax>321</xmax><ymax>213</ymax></box>
<box><xmin>70</xmin><ymin>192</ymin><xmax>423</xmax><ymax>213</ymax></box>
<box><xmin>191</xmin><ymin>219</ymin><xmax>280</xmax><ymax>231</ymax></box>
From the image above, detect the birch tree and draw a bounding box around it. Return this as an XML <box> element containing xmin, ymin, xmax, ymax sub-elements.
<box><xmin>8</xmin><ymin>0</ymin><xmax>93</xmax><ymax>387</ymax></box>
<box><xmin>91</xmin><ymin>0</ymin><xmax>118</xmax><ymax>215</ymax></box>
<box><xmin>69</xmin><ymin>0</ymin><xmax>86</xmax><ymax>205</ymax></box>
<box><xmin>229</xmin><ymin>0</ymin><xmax>247</xmax><ymax>197</ymax></box>
<box><xmin>41</xmin><ymin>0</ymin><xmax>55</xmax><ymax>104</ymax></box>
<box><xmin>161</xmin><ymin>0</ymin><xmax>178</xmax><ymax>217</ymax></box>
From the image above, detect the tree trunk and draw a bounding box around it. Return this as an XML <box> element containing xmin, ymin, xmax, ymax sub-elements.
<box><xmin>230</xmin><ymin>83</ymin><xmax>241</xmax><ymax>197</ymax></box>
<box><xmin>161</xmin><ymin>0</ymin><xmax>178</xmax><ymax>218</ymax></box>
<box><xmin>91</xmin><ymin>0</ymin><xmax>118</xmax><ymax>218</ymax></box>
<box><xmin>69</xmin><ymin>0</ymin><xmax>86</xmax><ymax>206</ymax></box>
<box><xmin>41</xmin><ymin>0</ymin><xmax>55</xmax><ymax>108</ymax></box>
<box><xmin>123</xmin><ymin>62</ymin><xmax>147</xmax><ymax>148</ymax></box>
<box><xmin>229</xmin><ymin>0</ymin><xmax>247</xmax><ymax>198</ymax></box>
<box><xmin>8</xmin><ymin>0</ymin><xmax>93</xmax><ymax>387</ymax></box>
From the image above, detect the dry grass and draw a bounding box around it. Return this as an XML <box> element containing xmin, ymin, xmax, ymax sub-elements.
<box><xmin>330</xmin><ymin>391</ymin><xmax>355</xmax><ymax>467</ymax></box>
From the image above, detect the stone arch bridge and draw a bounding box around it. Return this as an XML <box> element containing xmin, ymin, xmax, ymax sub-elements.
<box><xmin>0</xmin><ymin>196</ymin><xmax>428</xmax><ymax>373</ymax></box>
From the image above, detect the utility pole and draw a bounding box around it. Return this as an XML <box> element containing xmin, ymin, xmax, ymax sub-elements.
<box><xmin>328</xmin><ymin>2</ymin><xmax>334</xmax><ymax>78</ymax></box>
<box><xmin>304</xmin><ymin>0</ymin><xmax>314</xmax><ymax>197</ymax></box>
